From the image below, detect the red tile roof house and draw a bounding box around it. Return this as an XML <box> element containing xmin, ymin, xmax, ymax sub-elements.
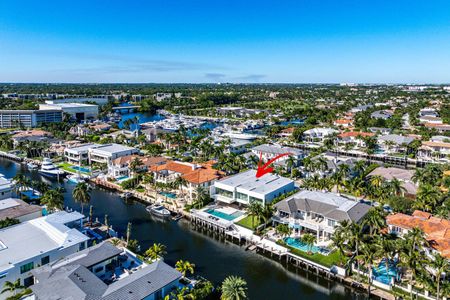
<box><xmin>333</xmin><ymin>119</ymin><xmax>353</xmax><ymax>128</ymax></box>
<box><xmin>387</xmin><ymin>210</ymin><xmax>450</xmax><ymax>259</ymax></box>
<box><xmin>150</xmin><ymin>160</ymin><xmax>223</xmax><ymax>203</ymax></box>
<box><xmin>109</xmin><ymin>155</ymin><xmax>167</xmax><ymax>178</ymax></box>
<box><xmin>337</xmin><ymin>131</ymin><xmax>374</xmax><ymax>148</ymax></box>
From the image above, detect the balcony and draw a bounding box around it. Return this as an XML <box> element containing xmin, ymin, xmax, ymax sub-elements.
<box><xmin>214</xmin><ymin>194</ymin><xmax>235</xmax><ymax>204</ymax></box>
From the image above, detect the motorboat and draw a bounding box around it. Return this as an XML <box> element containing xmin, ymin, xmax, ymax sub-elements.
<box><xmin>27</xmin><ymin>162</ymin><xmax>38</xmax><ymax>170</ymax></box>
<box><xmin>120</xmin><ymin>192</ymin><xmax>133</xmax><ymax>199</ymax></box>
<box><xmin>146</xmin><ymin>204</ymin><xmax>171</xmax><ymax>217</ymax></box>
<box><xmin>67</xmin><ymin>174</ymin><xmax>88</xmax><ymax>184</ymax></box>
<box><xmin>38</xmin><ymin>158</ymin><xmax>65</xmax><ymax>179</ymax></box>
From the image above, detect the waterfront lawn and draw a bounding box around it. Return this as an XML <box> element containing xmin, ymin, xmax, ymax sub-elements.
<box><xmin>58</xmin><ymin>162</ymin><xmax>91</xmax><ymax>174</ymax></box>
<box><xmin>236</xmin><ymin>215</ymin><xmax>262</xmax><ymax>230</ymax></box>
<box><xmin>277</xmin><ymin>240</ymin><xmax>344</xmax><ymax>268</ymax></box>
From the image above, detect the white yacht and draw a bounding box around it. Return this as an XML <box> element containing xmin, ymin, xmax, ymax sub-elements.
<box><xmin>38</xmin><ymin>158</ymin><xmax>65</xmax><ymax>179</ymax></box>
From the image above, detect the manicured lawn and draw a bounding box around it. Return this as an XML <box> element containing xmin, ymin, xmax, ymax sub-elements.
<box><xmin>58</xmin><ymin>162</ymin><xmax>91</xmax><ymax>174</ymax></box>
<box><xmin>236</xmin><ymin>215</ymin><xmax>262</xmax><ymax>230</ymax></box>
<box><xmin>277</xmin><ymin>240</ymin><xmax>345</xmax><ymax>268</ymax></box>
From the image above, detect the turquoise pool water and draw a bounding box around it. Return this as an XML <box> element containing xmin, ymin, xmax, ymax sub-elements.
<box><xmin>284</xmin><ymin>237</ymin><xmax>324</xmax><ymax>254</ymax></box>
<box><xmin>206</xmin><ymin>209</ymin><xmax>243</xmax><ymax>221</ymax></box>
<box><xmin>372</xmin><ymin>258</ymin><xmax>399</xmax><ymax>285</ymax></box>
<box><xmin>116</xmin><ymin>175</ymin><xmax>130</xmax><ymax>181</ymax></box>
<box><xmin>72</xmin><ymin>165</ymin><xmax>91</xmax><ymax>173</ymax></box>
<box><xmin>159</xmin><ymin>191</ymin><xmax>176</xmax><ymax>199</ymax></box>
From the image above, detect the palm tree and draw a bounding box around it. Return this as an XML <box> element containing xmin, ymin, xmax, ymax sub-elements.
<box><xmin>41</xmin><ymin>190</ymin><xmax>64</xmax><ymax>212</ymax></box>
<box><xmin>126</xmin><ymin>222</ymin><xmax>132</xmax><ymax>245</ymax></box>
<box><xmin>429</xmin><ymin>253</ymin><xmax>449</xmax><ymax>300</ymax></box>
<box><xmin>193</xmin><ymin>186</ymin><xmax>209</xmax><ymax>208</ymax></box>
<box><xmin>301</xmin><ymin>233</ymin><xmax>317</xmax><ymax>255</ymax></box>
<box><xmin>72</xmin><ymin>182</ymin><xmax>91</xmax><ymax>214</ymax></box>
<box><xmin>363</xmin><ymin>207</ymin><xmax>386</xmax><ymax>235</ymax></box>
<box><xmin>129</xmin><ymin>157</ymin><xmax>143</xmax><ymax>175</ymax></box>
<box><xmin>1</xmin><ymin>279</ymin><xmax>25</xmax><ymax>296</ymax></box>
<box><xmin>414</xmin><ymin>184</ymin><xmax>442</xmax><ymax>212</ymax></box>
<box><xmin>12</xmin><ymin>174</ymin><xmax>28</xmax><ymax>198</ymax></box>
<box><xmin>221</xmin><ymin>276</ymin><xmax>248</xmax><ymax>300</ymax></box>
<box><xmin>356</xmin><ymin>243</ymin><xmax>379</xmax><ymax>296</ymax></box>
<box><xmin>275</xmin><ymin>223</ymin><xmax>292</xmax><ymax>238</ymax></box>
<box><xmin>145</xmin><ymin>243</ymin><xmax>167</xmax><ymax>261</ymax></box>
<box><xmin>285</xmin><ymin>156</ymin><xmax>297</xmax><ymax>178</ymax></box>
<box><xmin>175</xmin><ymin>260</ymin><xmax>195</xmax><ymax>277</ymax></box>
<box><xmin>385</xmin><ymin>178</ymin><xmax>406</xmax><ymax>197</ymax></box>
<box><xmin>246</xmin><ymin>200</ymin><xmax>263</xmax><ymax>228</ymax></box>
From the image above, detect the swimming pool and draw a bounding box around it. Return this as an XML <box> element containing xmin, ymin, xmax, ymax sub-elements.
<box><xmin>372</xmin><ymin>258</ymin><xmax>399</xmax><ymax>285</ymax></box>
<box><xmin>206</xmin><ymin>208</ymin><xmax>243</xmax><ymax>221</ymax></box>
<box><xmin>116</xmin><ymin>175</ymin><xmax>130</xmax><ymax>181</ymax></box>
<box><xmin>72</xmin><ymin>165</ymin><xmax>91</xmax><ymax>173</ymax></box>
<box><xmin>284</xmin><ymin>237</ymin><xmax>329</xmax><ymax>255</ymax></box>
<box><xmin>159</xmin><ymin>191</ymin><xmax>176</xmax><ymax>199</ymax></box>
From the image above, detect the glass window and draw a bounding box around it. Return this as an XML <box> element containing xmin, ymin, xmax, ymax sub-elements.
<box><xmin>41</xmin><ymin>256</ymin><xmax>50</xmax><ymax>266</ymax></box>
<box><xmin>327</xmin><ymin>219</ymin><xmax>336</xmax><ymax>227</ymax></box>
<box><xmin>20</xmin><ymin>262</ymin><xmax>34</xmax><ymax>274</ymax></box>
<box><xmin>236</xmin><ymin>192</ymin><xmax>248</xmax><ymax>201</ymax></box>
<box><xmin>216</xmin><ymin>188</ymin><xmax>233</xmax><ymax>198</ymax></box>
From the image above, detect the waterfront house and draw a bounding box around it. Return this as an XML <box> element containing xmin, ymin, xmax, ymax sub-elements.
<box><xmin>141</xmin><ymin>127</ymin><xmax>173</xmax><ymax>142</ymax></box>
<box><xmin>211</xmin><ymin>169</ymin><xmax>295</xmax><ymax>206</ymax></box>
<box><xmin>108</xmin><ymin>155</ymin><xmax>167</xmax><ymax>178</ymax></box>
<box><xmin>302</xmin><ymin>127</ymin><xmax>338</xmax><ymax>144</ymax></box>
<box><xmin>88</xmin><ymin>144</ymin><xmax>139</xmax><ymax>166</ymax></box>
<box><xmin>387</xmin><ymin>210</ymin><xmax>450</xmax><ymax>259</ymax></box>
<box><xmin>418</xmin><ymin>140</ymin><xmax>450</xmax><ymax>162</ymax></box>
<box><xmin>377</xmin><ymin>134</ymin><xmax>414</xmax><ymax>154</ymax></box>
<box><xmin>336</xmin><ymin>131</ymin><xmax>374</xmax><ymax>148</ymax></box>
<box><xmin>30</xmin><ymin>241</ymin><xmax>182</xmax><ymax>300</ymax></box>
<box><xmin>151</xmin><ymin>160</ymin><xmax>223</xmax><ymax>203</ymax></box>
<box><xmin>0</xmin><ymin>175</ymin><xmax>13</xmax><ymax>200</ymax></box>
<box><xmin>251</xmin><ymin>143</ymin><xmax>304</xmax><ymax>169</ymax></box>
<box><xmin>0</xmin><ymin>211</ymin><xmax>89</xmax><ymax>291</ymax></box>
<box><xmin>273</xmin><ymin>190</ymin><xmax>370</xmax><ymax>241</ymax></box>
<box><xmin>366</xmin><ymin>167</ymin><xmax>417</xmax><ymax>197</ymax></box>
<box><xmin>0</xmin><ymin>198</ymin><xmax>41</xmax><ymax>222</ymax></box>
<box><xmin>11</xmin><ymin>130</ymin><xmax>54</xmax><ymax>147</ymax></box>
<box><xmin>64</xmin><ymin>143</ymin><xmax>102</xmax><ymax>165</ymax></box>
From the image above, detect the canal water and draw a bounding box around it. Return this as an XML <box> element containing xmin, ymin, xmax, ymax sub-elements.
<box><xmin>0</xmin><ymin>158</ymin><xmax>366</xmax><ymax>300</ymax></box>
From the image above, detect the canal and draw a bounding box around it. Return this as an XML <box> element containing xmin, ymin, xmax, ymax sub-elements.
<box><xmin>0</xmin><ymin>158</ymin><xmax>367</xmax><ymax>300</ymax></box>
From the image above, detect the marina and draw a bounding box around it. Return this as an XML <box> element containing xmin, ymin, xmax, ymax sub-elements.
<box><xmin>0</xmin><ymin>157</ymin><xmax>366</xmax><ymax>300</ymax></box>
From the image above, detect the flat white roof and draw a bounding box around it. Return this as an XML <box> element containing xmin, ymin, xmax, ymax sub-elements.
<box><xmin>0</xmin><ymin>211</ymin><xmax>88</xmax><ymax>272</ymax></box>
<box><xmin>65</xmin><ymin>143</ymin><xmax>101</xmax><ymax>154</ymax></box>
<box><xmin>217</xmin><ymin>170</ymin><xmax>293</xmax><ymax>195</ymax></box>
<box><xmin>0</xmin><ymin>198</ymin><xmax>20</xmax><ymax>211</ymax></box>
<box><xmin>90</xmin><ymin>143</ymin><xmax>137</xmax><ymax>155</ymax></box>
<box><xmin>46</xmin><ymin>103</ymin><xmax>98</xmax><ymax>108</ymax></box>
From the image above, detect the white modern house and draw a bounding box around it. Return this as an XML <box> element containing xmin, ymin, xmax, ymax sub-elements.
<box><xmin>64</xmin><ymin>143</ymin><xmax>101</xmax><ymax>165</ymax></box>
<box><xmin>211</xmin><ymin>170</ymin><xmax>295</xmax><ymax>206</ymax></box>
<box><xmin>0</xmin><ymin>175</ymin><xmax>13</xmax><ymax>200</ymax></box>
<box><xmin>273</xmin><ymin>190</ymin><xmax>371</xmax><ymax>241</ymax></box>
<box><xmin>0</xmin><ymin>211</ymin><xmax>89</xmax><ymax>290</ymax></box>
<box><xmin>88</xmin><ymin>144</ymin><xmax>139</xmax><ymax>165</ymax></box>
<box><xmin>302</xmin><ymin>127</ymin><xmax>338</xmax><ymax>143</ymax></box>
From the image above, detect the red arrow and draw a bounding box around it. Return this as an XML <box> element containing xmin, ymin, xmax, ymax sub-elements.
<box><xmin>255</xmin><ymin>152</ymin><xmax>292</xmax><ymax>178</ymax></box>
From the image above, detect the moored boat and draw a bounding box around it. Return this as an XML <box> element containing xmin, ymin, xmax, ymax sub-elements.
<box><xmin>146</xmin><ymin>204</ymin><xmax>171</xmax><ymax>217</ymax></box>
<box><xmin>38</xmin><ymin>158</ymin><xmax>65</xmax><ymax>179</ymax></box>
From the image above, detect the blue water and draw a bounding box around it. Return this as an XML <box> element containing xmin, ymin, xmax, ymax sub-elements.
<box><xmin>279</xmin><ymin>119</ymin><xmax>305</xmax><ymax>126</ymax></box>
<box><xmin>117</xmin><ymin>103</ymin><xmax>165</xmax><ymax>130</ymax></box>
<box><xmin>159</xmin><ymin>191</ymin><xmax>177</xmax><ymax>199</ymax></box>
<box><xmin>206</xmin><ymin>209</ymin><xmax>242</xmax><ymax>221</ymax></box>
<box><xmin>72</xmin><ymin>165</ymin><xmax>91</xmax><ymax>173</ymax></box>
<box><xmin>116</xmin><ymin>175</ymin><xmax>130</xmax><ymax>181</ymax></box>
<box><xmin>20</xmin><ymin>190</ymin><xmax>41</xmax><ymax>199</ymax></box>
<box><xmin>372</xmin><ymin>258</ymin><xmax>398</xmax><ymax>285</ymax></box>
<box><xmin>284</xmin><ymin>237</ymin><xmax>322</xmax><ymax>254</ymax></box>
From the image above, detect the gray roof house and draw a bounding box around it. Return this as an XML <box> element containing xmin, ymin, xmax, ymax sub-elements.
<box><xmin>370</xmin><ymin>110</ymin><xmax>393</xmax><ymax>120</ymax></box>
<box><xmin>30</xmin><ymin>242</ymin><xmax>182</xmax><ymax>300</ymax></box>
<box><xmin>273</xmin><ymin>190</ymin><xmax>370</xmax><ymax>241</ymax></box>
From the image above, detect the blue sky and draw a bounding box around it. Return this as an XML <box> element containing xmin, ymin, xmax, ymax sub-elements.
<box><xmin>1</xmin><ymin>0</ymin><xmax>450</xmax><ymax>83</ymax></box>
